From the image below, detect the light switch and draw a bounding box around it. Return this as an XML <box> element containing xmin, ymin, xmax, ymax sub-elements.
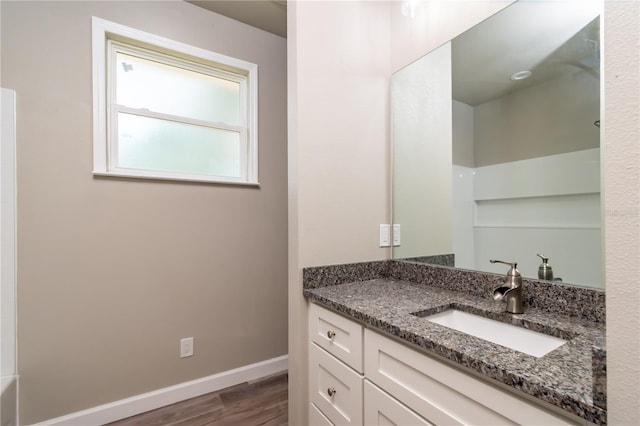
<box><xmin>379</xmin><ymin>224</ymin><xmax>391</xmax><ymax>247</ymax></box>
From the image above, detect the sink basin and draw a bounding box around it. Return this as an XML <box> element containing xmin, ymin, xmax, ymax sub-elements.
<box><xmin>422</xmin><ymin>309</ymin><xmax>566</xmax><ymax>358</ymax></box>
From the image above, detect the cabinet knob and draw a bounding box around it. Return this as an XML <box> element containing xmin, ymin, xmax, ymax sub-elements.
<box><xmin>327</xmin><ymin>330</ymin><xmax>336</xmax><ymax>339</ymax></box>
<box><xmin>327</xmin><ymin>387</ymin><xmax>337</xmax><ymax>397</ymax></box>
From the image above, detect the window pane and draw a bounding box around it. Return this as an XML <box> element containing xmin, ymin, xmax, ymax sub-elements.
<box><xmin>116</xmin><ymin>52</ymin><xmax>241</xmax><ymax>126</ymax></box>
<box><xmin>117</xmin><ymin>113</ymin><xmax>241</xmax><ymax>177</ymax></box>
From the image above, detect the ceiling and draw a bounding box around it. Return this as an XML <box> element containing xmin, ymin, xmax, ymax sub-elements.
<box><xmin>451</xmin><ymin>1</ymin><xmax>600</xmax><ymax>106</ymax></box>
<box><xmin>188</xmin><ymin>1</ymin><xmax>600</xmax><ymax>106</ymax></box>
<box><xmin>187</xmin><ymin>0</ymin><xmax>287</xmax><ymax>38</ymax></box>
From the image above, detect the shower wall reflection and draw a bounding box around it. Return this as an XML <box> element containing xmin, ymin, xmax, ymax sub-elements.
<box><xmin>392</xmin><ymin>1</ymin><xmax>602</xmax><ymax>288</ymax></box>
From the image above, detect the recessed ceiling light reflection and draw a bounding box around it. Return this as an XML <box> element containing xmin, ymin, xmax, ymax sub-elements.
<box><xmin>510</xmin><ymin>70</ymin><xmax>532</xmax><ymax>81</ymax></box>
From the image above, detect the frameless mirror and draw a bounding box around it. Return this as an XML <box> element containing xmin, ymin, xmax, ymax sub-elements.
<box><xmin>391</xmin><ymin>0</ymin><xmax>602</xmax><ymax>288</ymax></box>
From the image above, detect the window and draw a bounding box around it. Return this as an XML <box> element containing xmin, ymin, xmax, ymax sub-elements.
<box><xmin>92</xmin><ymin>17</ymin><xmax>258</xmax><ymax>185</ymax></box>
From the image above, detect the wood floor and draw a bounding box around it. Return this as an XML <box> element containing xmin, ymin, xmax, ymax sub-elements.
<box><xmin>105</xmin><ymin>372</ymin><xmax>288</xmax><ymax>426</ymax></box>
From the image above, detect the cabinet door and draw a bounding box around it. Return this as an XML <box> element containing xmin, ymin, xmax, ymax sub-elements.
<box><xmin>309</xmin><ymin>303</ymin><xmax>364</xmax><ymax>373</ymax></box>
<box><xmin>309</xmin><ymin>342</ymin><xmax>363</xmax><ymax>426</ymax></box>
<box><xmin>365</xmin><ymin>329</ymin><xmax>580</xmax><ymax>426</ymax></box>
<box><xmin>364</xmin><ymin>380</ymin><xmax>433</xmax><ymax>426</ymax></box>
<box><xmin>310</xmin><ymin>402</ymin><xmax>335</xmax><ymax>426</ymax></box>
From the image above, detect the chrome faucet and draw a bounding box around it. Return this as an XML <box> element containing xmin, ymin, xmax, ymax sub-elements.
<box><xmin>490</xmin><ymin>260</ymin><xmax>523</xmax><ymax>314</ymax></box>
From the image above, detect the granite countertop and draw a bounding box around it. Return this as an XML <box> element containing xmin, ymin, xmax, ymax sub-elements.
<box><xmin>303</xmin><ymin>260</ymin><xmax>607</xmax><ymax>425</ymax></box>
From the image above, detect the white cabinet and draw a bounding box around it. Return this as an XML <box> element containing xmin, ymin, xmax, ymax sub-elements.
<box><xmin>309</xmin><ymin>401</ymin><xmax>334</xmax><ymax>426</ymax></box>
<box><xmin>308</xmin><ymin>303</ymin><xmax>582</xmax><ymax>426</ymax></box>
<box><xmin>309</xmin><ymin>303</ymin><xmax>364</xmax><ymax>425</ymax></box>
<box><xmin>309</xmin><ymin>302</ymin><xmax>364</xmax><ymax>373</ymax></box>
<box><xmin>364</xmin><ymin>328</ymin><xmax>580</xmax><ymax>426</ymax></box>
<box><xmin>309</xmin><ymin>342</ymin><xmax>363</xmax><ymax>425</ymax></box>
<box><xmin>364</xmin><ymin>380</ymin><xmax>433</xmax><ymax>426</ymax></box>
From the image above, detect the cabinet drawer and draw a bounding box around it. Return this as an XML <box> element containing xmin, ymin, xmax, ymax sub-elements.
<box><xmin>309</xmin><ymin>303</ymin><xmax>364</xmax><ymax>372</ymax></box>
<box><xmin>309</xmin><ymin>342</ymin><xmax>363</xmax><ymax>426</ymax></box>
<box><xmin>364</xmin><ymin>329</ymin><xmax>580</xmax><ymax>426</ymax></box>
<box><xmin>310</xmin><ymin>402</ymin><xmax>335</xmax><ymax>426</ymax></box>
<box><xmin>364</xmin><ymin>380</ymin><xmax>433</xmax><ymax>426</ymax></box>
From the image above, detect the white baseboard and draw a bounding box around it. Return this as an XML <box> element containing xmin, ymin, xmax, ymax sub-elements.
<box><xmin>34</xmin><ymin>355</ymin><xmax>288</xmax><ymax>426</ymax></box>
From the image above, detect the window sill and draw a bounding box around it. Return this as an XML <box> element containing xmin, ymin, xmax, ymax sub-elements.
<box><xmin>92</xmin><ymin>171</ymin><xmax>260</xmax><ymax>187</ymax></box>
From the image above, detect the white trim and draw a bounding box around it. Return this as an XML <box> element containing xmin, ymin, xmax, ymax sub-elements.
<box><xmin>92</xmin><ymin>17</ymin><xmax>257</xmax><ymax>74</ymax></box>
<box><xmin>1</xmin><ymin>88</ymin><xmax>17</xmax><ymax>377</ymax></box>
<box><xmin>114</xmin><ymin>106</ymin><xmax>244</xmax><ymax>135</ymax></box>
<box><xmin>1</xmin><ymin>87</ymin><xmax>18</xmax><ymax>426</ymax></box>
<box><xmin>92</xmin><ymin>20</ymin><xmax>108</xmax><ymax>174</ymax></box>
<box><xmin>473</xmin><ymin>225</ymin><xmax>600</xmax><ymax>230</ymax></box>
<box><xmin>246</xmin><ymin>56</ymin><xmax>258</xmax><ymax>184</ymax></box>
<box><xmin>34</xmin><ymin>355</ymin><xmax>287</xmax><ymax>426</ymax></box>
<box><xmin>92</xmin><ymin>170</ymin><xmax>260</xmax><ymax>186</ymax></box>
<box><xmin>91</xmin><ymin>16</ymin><xmax>259</xmax><ymax>185</ymax></box>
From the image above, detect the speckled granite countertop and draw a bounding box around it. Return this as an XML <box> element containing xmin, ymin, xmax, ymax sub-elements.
<box><xmin>303</xmin><ymin>260</ymin><xmax>606</xmax><ymax>425</ymax></box>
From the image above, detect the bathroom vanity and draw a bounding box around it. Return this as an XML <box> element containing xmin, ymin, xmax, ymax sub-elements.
<box><xmin>303</xmin><ymin>260</ymin><xmax>606</xmax><ymax>426</ymax></box>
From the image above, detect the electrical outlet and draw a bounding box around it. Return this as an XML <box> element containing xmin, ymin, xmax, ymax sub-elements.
<box><xmin>180</xmin><ymin>337</ymin><xmax>194</xmax><ymax>358</ymax></box>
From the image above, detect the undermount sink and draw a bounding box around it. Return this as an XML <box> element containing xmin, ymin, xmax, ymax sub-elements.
<box><xmin>420</xmin><ymin>309</ymin><xmax>567</xmax><ymax>358</ymax></box>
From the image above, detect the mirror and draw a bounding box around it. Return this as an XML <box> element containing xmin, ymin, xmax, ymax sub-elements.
<box><xmin>391</xmin><ymin>0</ymin><xmax>602</xmax><ymax>288</ymax></box>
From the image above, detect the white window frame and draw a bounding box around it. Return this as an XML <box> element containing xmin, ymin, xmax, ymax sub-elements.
<box><xmin>92</xmin><ymin>17</ymin><xmax>259</xmax><ymax>185</ymax></box>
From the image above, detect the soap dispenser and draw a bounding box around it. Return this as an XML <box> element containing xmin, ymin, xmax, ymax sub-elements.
<box><xmin>536</xmin><ymin>254</ymin><xmax>554</xmax><ymax>280</ymax></box>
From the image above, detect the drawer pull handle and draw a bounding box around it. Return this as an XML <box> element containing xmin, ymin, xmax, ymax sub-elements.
<box><xmin>327</xmin><ymin>330</ymin><xmax>336</xmax><ymax>339</ymax></box>
<box><xmin>327</xmin><ymin>387</ymin><xmax>337</xmax><ymax>397</ymax></box>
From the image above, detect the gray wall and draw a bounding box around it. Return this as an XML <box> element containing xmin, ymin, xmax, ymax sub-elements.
<box><xmin>452</xmin><ymin>100</ymin><xmax>475</xmax><ymax>167</ymax></box>
<box><xmin>0</xmin><ymin>1</ymin><xmax>287</xmax><ymax>423</ymax></box>
<box><xmin>473</xmin><ymin>71</ymin><xmax>599</xmax><ymax>167</ymax></box>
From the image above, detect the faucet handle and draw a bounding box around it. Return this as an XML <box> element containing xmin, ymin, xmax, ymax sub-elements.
<box><xmin>490</xmin><ymin>259</ymin><xmax>521</xmax><ymax>276</ymax></box>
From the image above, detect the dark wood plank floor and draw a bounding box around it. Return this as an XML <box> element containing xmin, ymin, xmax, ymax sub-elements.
<box><xmin>105</xmin><ymin>372</ymin><xmax>288</xmax><ymax>426</ymax></box>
